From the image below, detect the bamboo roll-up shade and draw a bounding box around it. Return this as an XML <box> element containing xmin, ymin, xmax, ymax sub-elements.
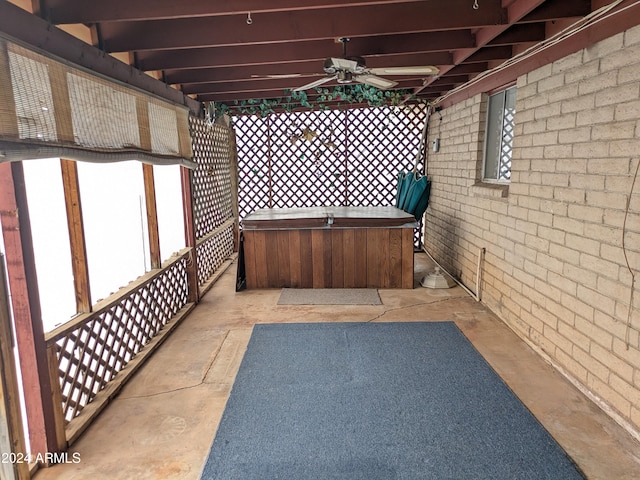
<box><xmin>0</xmin><ymin>35</ymin><xmax>195</xmax><ymax>168</ymax></box>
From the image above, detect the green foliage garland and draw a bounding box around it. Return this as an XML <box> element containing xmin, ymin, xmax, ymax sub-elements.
<box><xmin>213</xmin><ymin>84</ymin><xmax>419</xmax><ymax>118</ymax></box>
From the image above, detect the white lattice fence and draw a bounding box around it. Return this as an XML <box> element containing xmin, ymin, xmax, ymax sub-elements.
<box><xmin>234</xmin><ymin>105</ymin><xmax>428</xmax><ymax>245</ymax></box>
<box><xmin>190</xmin><ymin>117</ymin><xmax>236</xmax><ymax>285</ymax></box>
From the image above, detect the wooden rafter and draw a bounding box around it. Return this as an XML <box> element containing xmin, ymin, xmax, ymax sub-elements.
<box><xmin>3</xmin><ymin>0</ymin><xmax>611</xmax><ymax>107</ymax></box>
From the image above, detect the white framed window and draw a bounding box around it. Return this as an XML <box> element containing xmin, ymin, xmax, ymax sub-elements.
<box><xmin>483</xmin><ymin>86</ymin><xmax>516</xmax><ymax>183</ymax></box>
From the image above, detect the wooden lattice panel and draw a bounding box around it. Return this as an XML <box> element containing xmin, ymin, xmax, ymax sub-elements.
<box><xmin>190</xmin><ymin>117</ymin><xmax>235</xmax><ymax>239</ymax></box>
<box><xmin>196</xmin><ymin>222</ymin><xmax>235</xmax><ymax>286</ymax></box>
<box><xmin>51</xmin><ymin>256</ymin><xmax>189</xmax><ymax>422</ymax></box>
<box><xmin>270</xmin><ymin>109</ymin><xmax>347</xmax><ymax>208</ymax></box>
<box><xmin>233</xmin><ymin>115</ymin><xmax>273</xmax><ymax>215</ymax></box>
<box><xmin>234</xmin><ymin>105</ymin><xmax>427</xmax><ymax>245</ymax></box>
<box><xmin>345</xmin><ymin>107</ymin><xmax>426</xmax><ymax>206</ymax></box>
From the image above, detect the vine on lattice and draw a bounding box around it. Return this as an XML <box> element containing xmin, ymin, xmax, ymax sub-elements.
<box><xmin>213</xmin><ymin>84</ymin><xmax>421</xmax><ymax>118</ymax></box>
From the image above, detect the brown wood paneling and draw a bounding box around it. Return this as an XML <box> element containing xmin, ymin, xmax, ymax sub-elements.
<box><xmin>331</xmin><ymin>230</ymin><xmax>344</xmax><ymax>288</ymax></box>
<box><xmin>311</xmin><ymin>230</ymin><xmax>325</xmax><ymax>288</ymax></box>
<box><xmin>401</xmin><ymin>228</ymin><xmax>415</xmax><ymax>289</ymax></box>
<box><xmin>378</xmin><ymin>228</ymin><xmax>390</xmax><ymax>288</ymax></box>
<box><xmin>389</xmin><ymin>229</ymin><xmax>403</xmax><ymax>288</ymax></box>
<box><xmin>243</xmin><ymin>225</ymin><xmax>413</xmax><ymax>288</ymax></box>
<box><xmin>288</xmin><ymin>230</ymin><xmax>301</xmax><ymax>287</ymax></box>
<box><xmin>243</xmin><ymin>231</ymin><xmax>258</xmax><ymax>289</ymax></box>
<box><xmin>322</xmin><ymin>230</ymin><xmax>332</xmax><ymax>287</ymax></box>
<box><xmin>265</xmin><ymin>231</ymin><xmax>280</xmax><ymax>287</ymax></box>
<box><xmin>299</xmin><ymin>229</ymin><xmax>313</xmax><ymax>288</ymax></box>
<box><xmin>277</xmin><ymin>231</ymin><xmax>290</xmax><ymax>287</ymax></box>
<box><xmin>253</xmin><ymin>231</ymin><xmax>269</xmax><ymax>288</ymax></box>
<box><xmin>366</xmin><ymin>229</ymin><xmax>382</xmax><ymax>288</ymax></box>
<box><xmin>354</xmin><ymin>229</ymin><xmax>368</xmax><ymax>288</ymax></box>
<box><xmin>342</xmin><ymin>229</ymin><xmax>355</xmax><ymax>288</ymax></box>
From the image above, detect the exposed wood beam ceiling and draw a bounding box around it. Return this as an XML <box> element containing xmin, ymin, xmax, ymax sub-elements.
<box><xmin>22</xmin><ymin>0</ymin><xmax>624</xmax><ymax>108</ymax></box>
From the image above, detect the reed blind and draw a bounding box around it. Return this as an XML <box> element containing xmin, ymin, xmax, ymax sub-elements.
<box><xmin>0</xmin><ymin>35</ymin><xmax>194</xmax><ymax>168</ymax></box>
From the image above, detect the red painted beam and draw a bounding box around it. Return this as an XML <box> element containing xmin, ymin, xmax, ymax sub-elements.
<box><xmin>436</xmin><ymin>0</ymin><xmax>640</xmax><ymax>108</ymax></box>
<box><xmin>415</xmin><ymin>0</ymin><xmax>548</xmax><ymax>95</ymax></box>
<box><xmin>0</xmin><ymin>162</ymin><xmax>60</xmax><ymax>456</ymax></box>
<box><xmin>99</xmin><ymin>1</ymin><xmax>506</xmax><ymax>52</ymax></box>
<box><xmin>43</xmin><ymin>0</ymin><xmax>433</xmax><ymax>24</ymax></box>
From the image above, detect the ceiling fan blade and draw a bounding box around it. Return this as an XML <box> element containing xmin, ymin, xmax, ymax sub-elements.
<box><xmin>355</xmin><ymin>74</ymin><xmax>398</xmax><ymax>90</ymax></box>
<box><xmin>368</xmin><ymin>66</ymin><xmax>440</xmax><ymax>76</ymax></box>
<box><xmin>293</xmin><ymin>75</ymin><xmax>337</xmax><ymax>91</ymax></box>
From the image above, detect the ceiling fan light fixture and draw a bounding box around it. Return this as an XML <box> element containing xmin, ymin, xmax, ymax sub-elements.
<box><xmin>337</xmin><ymin>70</ymin><xmax>353</xmax><ymax>84</ymax></box>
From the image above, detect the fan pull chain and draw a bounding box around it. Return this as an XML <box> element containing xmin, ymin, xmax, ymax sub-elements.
<box><xmin>473</xmin><ymin>0</ymin><xmax>479</xmax><ymax>9</ymax></box>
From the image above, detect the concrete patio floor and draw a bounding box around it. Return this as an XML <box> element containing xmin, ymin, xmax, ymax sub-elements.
<box><xmin>34</xmin><ymin>253</ymin><xmax>640</xmax><ymax>479</ymax></box>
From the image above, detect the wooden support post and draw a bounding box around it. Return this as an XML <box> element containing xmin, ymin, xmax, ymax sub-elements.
<box><xmin>0</xmin><ymin>162</ymin><xmax>61</xmax><ymax>456</ymax></box>
<box><xmin>0</xmin><ymin>254</ymin><xmax>30</xmax><ymax>479</ymax></box>
<box><xmin>180</xmin><ymin>166</ymin><xmax>199</xmax><ymax>303</ymax></box>
<box><xmin>142</xmin><ymin>164</ymin><xmax>161</xmax><ymax>269</ymax></box>
<box><xmin>45</xmin><ymin>345</ymin><xmax>67</xmax><ymax>451</ymax></box>
<box><xmin>60</xmin><ymin>159</ymin><xmax>92</xmax><ymax>313</ymax></box>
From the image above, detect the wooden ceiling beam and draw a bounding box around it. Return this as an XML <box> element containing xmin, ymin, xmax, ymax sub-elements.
<box><xmin>414</xmin><ymin>0</ymin><xmax>547</xmax><ymax>95</ymax></box>
<box><xmin>0</xmin><ymin>1</ymin><xmax>201</xmax><ymax>115</ymax></box>
<box><xmin>98</xmin><ymin>1</ymin><xmax>507</xmax><ymax>52</ymax></box>
<box><xmin>166</xmin><ymin>62</ymin><xmax>325</xmax><ymax>85</ymax></box>
<box><xmin>518</xmin><ymin>0</ymin><xmax>590</xmax><ymax>23</ymax></box>
<box><xmin>437</xmin><ymin>0</ymin><xmax>640</xmax><ymax>108</ymax></box>
<box><xmin>153</xmin><ymin>31</ymin><xmax>469</xmax><ymax>74</ymax></box>
<box><xmin>486</xmin><ymin>22</ymin><xmax>546</xmax><ymax>46</ymax></box>
<box><xmin>139</xmin><ymin>42</ymin><xmax>454</xmax><ymax>71</ymax></box>
<box><xmin>41</xmin><ymin>0</ymin><xmax>431</xmax><ymax>24</ymax></box>
<box><xmin>165</xmin><ymin>52</ymin><xmax>455</xmax><ymax>85</ymax></box>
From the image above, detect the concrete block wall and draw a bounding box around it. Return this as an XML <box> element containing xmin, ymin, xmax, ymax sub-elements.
<box><xmin>424</xmin><ymin>24</ymin><xmax>640</xmax><ymax>437</ymax></box>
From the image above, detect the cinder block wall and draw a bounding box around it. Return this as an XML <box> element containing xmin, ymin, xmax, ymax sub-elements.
<box><xmin>424</xmin><ymin>25</ymin><xmax>640</xmax><ymax>436</ymax></box>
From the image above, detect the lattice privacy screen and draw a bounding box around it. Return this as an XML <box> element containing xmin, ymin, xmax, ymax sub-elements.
<box><xmin>0</xmin><ymin>35</ymin><xmax>193</xmax><ymax>167</ymax></box>
<box><xmin>190</xmin><ymin>117</ymin><xmax>236</xmax><ymax>285</ymax></box>
<box><xmin>234</xmin><ymin>105</ymin><xmax>428</xmax><ymax>245</ymax></box>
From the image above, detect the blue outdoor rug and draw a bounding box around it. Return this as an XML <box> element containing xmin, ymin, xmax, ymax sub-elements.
<box><xmin>200</xmin><ymin>322</ymin><xmax>584</xmax><ymax>479</ymax></box>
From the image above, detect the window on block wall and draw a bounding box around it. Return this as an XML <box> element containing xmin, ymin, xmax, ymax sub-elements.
<box><xmin>483</xmin><ymin>86</ymin><xmax>516</xmax><ymax>183</ymax></box>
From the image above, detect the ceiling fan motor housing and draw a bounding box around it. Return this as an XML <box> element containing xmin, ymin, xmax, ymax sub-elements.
<box><xmin>323</xmin><ymin>56</ymin><xmax>367</xmax><ymax>75</ymax></box>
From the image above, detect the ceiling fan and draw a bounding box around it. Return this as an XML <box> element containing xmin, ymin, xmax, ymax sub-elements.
<box><xmin>292</xmin><ymin>38</ymin><xmax>439</xmax><ymax>92</ymax></box>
